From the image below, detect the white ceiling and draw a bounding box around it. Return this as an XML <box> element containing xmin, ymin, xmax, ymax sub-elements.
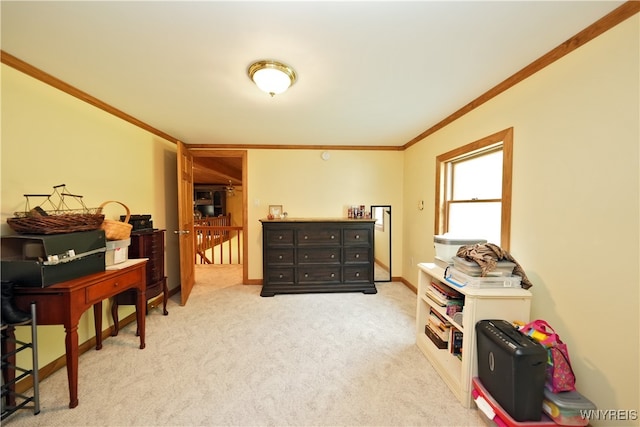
<box><xmin>1</xmin><ymin>1</ymin><xmax>625</xmax><ymax>148</ymax></box>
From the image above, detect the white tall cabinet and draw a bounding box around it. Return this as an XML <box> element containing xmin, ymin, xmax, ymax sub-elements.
<box><xmin>415</xmin><ymin>262</ymin><xmax>532</xmax><ymax>408</ymax></box>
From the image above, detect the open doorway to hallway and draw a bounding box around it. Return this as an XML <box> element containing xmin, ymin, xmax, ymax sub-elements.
<box><xmin>189</xmin><ymin>149</ymin><xmax>248</xmax><ymax>285</ymax></box>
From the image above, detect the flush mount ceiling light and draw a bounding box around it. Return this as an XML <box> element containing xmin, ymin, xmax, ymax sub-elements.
<box><xmin>248</xmin><ymin>60</ymin><xmax>297</xmax><ymax>97</ymax></box>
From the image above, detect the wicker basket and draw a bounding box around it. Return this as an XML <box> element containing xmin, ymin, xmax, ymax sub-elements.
<box><xmin>98</xmin><ymin>201</ymin><xmax>132</xmax><ymax>241</ymax></box>
<box><xmin>7</xmin><ymin>212</ymin><xmax>105</xmax><ymax>234</ymax></box>
<box><xmin>6</xmin><ymin>185</ymin><xmax>104</xmax><ymax>234</ymax></box>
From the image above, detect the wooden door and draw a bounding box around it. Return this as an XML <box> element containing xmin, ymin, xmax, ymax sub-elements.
<box><xmin>176</xmin><ymin>141</ymin><xmax>195</xmax><ymax>305</ymax></box>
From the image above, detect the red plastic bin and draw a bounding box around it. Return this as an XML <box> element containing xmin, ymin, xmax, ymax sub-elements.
<box><xmin>472</xmin><ymin>377</ymin><xmax>557</xmax><ymax>427</ymax></box>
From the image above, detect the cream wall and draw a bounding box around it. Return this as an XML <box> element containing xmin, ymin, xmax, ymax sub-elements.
<box><xmin>402</xmin><ymin>16</ymin><xmax>639</xmax><ymax>423</ymax></box>
<box><xmin>246</xmin><ymin>149</ymin><xmax>404</xmax><ymax>281</ymax></box>
<box><xmin>1</xmin><ymin>65</ymin><xmax>179</xmax><ymax>368</ymax></box>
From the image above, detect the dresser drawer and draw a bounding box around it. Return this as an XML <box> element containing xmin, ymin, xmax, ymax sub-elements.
<box><xmin>143</xmin><ymin>236</ymin><xmax>163</xmax><ymax>254</ymax></box>
<box><xmin>343</xmin><ymin>266</ymin><xmax>372</xmax><ymax>283</ymax></box>
<box><xmin>145</xmin><ymin>278</ymin><xmax>165</xmax><ymax>299</ymax></box>
<box><xmin>298</xmin><ymin>248</ymin><xmax>341</xmax><ymax>264</ymax></box>
<box><xmin>344</xmin><ymin>228</ymin><xmax>371</xmax><ymax>245</ymax></box>
<box><xmin>265</xmin><ymin>229</ymin><xmax>294</xmax><ymax>246</ymax></box>
<box><xmin>266</xmin><ymin>268</ymin><xmax>295</xmax><ymax>284</ymax></box>
<box><xmin>298</xmin><ymin>266</ymin><xmax>341</xmax><ymax>283</ymax></box>
<box><xmin>143</xmin><ymin>244</ymin><xmax>162</xmax><ymax>259</ymax></box>
<box><xmin>296</xmin><ymin>228</ymin><xmax>341</xmax><ymax>246</ymax></box>
<box><xmin>85</xmin><ymin>269</ymin><xmax>142</xmax><ymax>304</ymax></box>
<box><xmin>266</xmin><ymin>248</ymin><xmax>294</xmax><ymax>265</ymax></box>
<box><xmin>148</xmin><ymin>263</ymin><xmax>164</xmax><ymax>283</ymax></box>
<box><xmin>344</xmin><ymin>247</ymin><xmax>371</xmax><ymax>264</ymax></box>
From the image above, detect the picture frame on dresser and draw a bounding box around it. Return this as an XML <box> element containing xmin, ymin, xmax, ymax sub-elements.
<box><xmin>268</xmin><ymin>205</ymin><xmax>282</xmax><ymax>217</ymax></box>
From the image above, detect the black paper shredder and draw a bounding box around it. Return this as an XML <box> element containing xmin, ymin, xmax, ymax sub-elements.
<box><xmin>476</xmin><ymin>319</ymin><xmax>547</xmax><ymax>422</ymax></box>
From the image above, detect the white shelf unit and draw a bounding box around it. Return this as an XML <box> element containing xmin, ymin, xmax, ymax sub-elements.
<box><xmin>415</xmin><ymin>262</ymin><xmax>532</xmax><ymax>408</ymax></box>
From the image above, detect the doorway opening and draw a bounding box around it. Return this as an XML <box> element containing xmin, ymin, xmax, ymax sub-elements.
<box><xmin>190</xmin><ymin>150</ymin><xmax>248</xmax><ymax>287</ymax></box>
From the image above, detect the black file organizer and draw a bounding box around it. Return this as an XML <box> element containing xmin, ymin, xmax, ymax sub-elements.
<box><xmin>1</xmin><ymin>302</ymin><xmax>40</xmax><ymax>420</ymax></box>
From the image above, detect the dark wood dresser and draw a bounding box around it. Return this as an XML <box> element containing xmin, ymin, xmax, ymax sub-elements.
<box><xmin>260</xmin><ymin>218</ymin><xmax>377</xmax><ymax>297</ymax></box>
<box><xmin>111</xmin><ymin>229</ymin><xmax>168</xmax><ymax>334</ymax></box>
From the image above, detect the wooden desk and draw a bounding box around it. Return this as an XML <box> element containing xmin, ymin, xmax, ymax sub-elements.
<box><xmin>12</xmin><ymin>259</ymin><xmax>147</xmax><ymax>409</ymax></box>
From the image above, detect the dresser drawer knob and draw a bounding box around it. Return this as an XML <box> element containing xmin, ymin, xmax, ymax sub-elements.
<box><xmin>330</xmin><ymin>273</ymin><xmax>335</xmax><ymax>278</ymax></box>
<box><xmin>355</xmin><ymin>272</ymin><xmax>360</xmax><ymax>277</ymax></box>
<box><xmin>278</xmin><ymin>235</ymin><xmax>283</xmax><ymax>240</ymax></box>
<box><xmin>355</xmin><ymin>234</ymin><xmax>360</xmax><ymax>239</ymax></box>
<box><xmin>304</xmin><ymin>273</ymin><xmax>309</xmax><ymax>278</ymax></box>
<box><xmin>330</xmin><ymin>254</ymin><xmax>335</xmax><ymax>259</ymax></box>
<box><xmin>278</xmin><ymin>255</ymin><xmax>283</xmax><ymax>260</ymax></box>
<box><xmin>278</xmin><ymin>274</ymin><xmax>283</xmax><ymax>279</ymax></box>
<box><xmin>114</xmin><ymin>282</ymin><xmax>119</xmax><ymax>287</ymax></box>
<box><xmin>330</xmin><ymin>235</ymin><xmax>335</xmax><ymax>239</ymax></box>
<box><xmin>355</xmin><ymin>253</ymin><xmax>360</xmax><ymax>259</ymax></box>
<box><xmin>304</xmin><ymin>254</ymin><xmax>309</xmax><ymax>259</ymax></box>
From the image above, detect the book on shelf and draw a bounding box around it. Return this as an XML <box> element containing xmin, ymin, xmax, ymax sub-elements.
<box><xmin>428</xmin><ymin>308</ymin><xmax>450</xmax><ymax>341</ymax></box>
<box><xmin>430</xmin><ymin>280</ymin><xmax>463</xmax><ymax>300</ymax></box>
<box><xmin>426</xmin><ymin>291</ymin><xmax>465</xmax><ymax>318</ymax></box>
<box><xmin>429</xmin><ymin>308</ymin><xmax>450</xmax><ymax>327</ymax></box>
<box><xmin>424</xmin><ymin>324</ymin><xmax>448</xmax><ymax>349</ymax></box>
<box><xmin>427</xmin><ymin>321</ymin><xmax>450</xmax><ymax>342</ymax></box>
<box><xmin>445</xmin><ymin>300</ymin><xmax>463</xmax><ymax>317</ymax></box>
<box><xmin>450</xmin><ymin>328</ymin><xmax>463</xmax><ymax>359</ymax></box>
<box><xmin>426</xmin><ymin>281</ymin><xmax>464</xmax><ymax>305</ymax></box>
<box><xmin>425</xmin><ymin>288</ymin><xmax>447</xmax><ymax>306</ymax></box>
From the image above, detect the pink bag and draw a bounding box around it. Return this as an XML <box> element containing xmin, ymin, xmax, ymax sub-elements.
<box><xmin>519</xmin><ymin>320</ymin><xmax>576</xmax><ymax>393</ymax></box>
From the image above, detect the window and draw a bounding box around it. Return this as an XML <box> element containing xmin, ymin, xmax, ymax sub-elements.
<box><xmin>435</xmin><ymin>128</ymin><xmax>513</xmax><ymax>250</ymax></box>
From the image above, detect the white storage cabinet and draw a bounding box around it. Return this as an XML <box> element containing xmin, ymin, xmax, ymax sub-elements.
<box><xmin>415</xmin><ymin>262</ymin><xmax>532</xmax><ymax>408</ymax></box>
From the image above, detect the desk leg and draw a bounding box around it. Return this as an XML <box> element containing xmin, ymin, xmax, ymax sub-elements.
<box><xmin>93</xmin><ymin>302</ymin><xmax>103</xmax><ymax>350</ymax></box>
<box><xmin>64</xmin><ymin>323</ymin><xmax>79</xmax><ymax>408</ymax></box>
<box><xmin>136</xmin><ymin>288</ymin><xmax>146</xmax><ymax>350</ymax></box>
<box><xmin>110</xmin><ymin>300</ymin><xmax>120</xmax><ymax>337</ymax></box>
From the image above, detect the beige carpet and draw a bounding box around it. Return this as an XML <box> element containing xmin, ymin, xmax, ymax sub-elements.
<box><xmin>5</xmin><ymin>265</ymin><xmax>484</xmax><ymax>426</ymax></box>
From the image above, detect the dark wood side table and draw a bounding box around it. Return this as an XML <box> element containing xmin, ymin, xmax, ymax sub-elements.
<box><xmin>12</xmin><ymin>259</ymin><xmax>147</xmax><ymax>409</ymax></box>
<box><xmin>111</xmin><ymin>229</ymin><xmax>168</xmax><ymax>336</ymax></box>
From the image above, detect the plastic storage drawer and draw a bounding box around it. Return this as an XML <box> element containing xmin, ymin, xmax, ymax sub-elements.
<box><xmin>472</xmin><ymin>377</ymin><xmax>556</xmax><ymax>427</ymax></box>
<box><xmin>542</xmin><ymin>388</ymin><xmax>596</xmax><ymax>426</ymax></box>
<box><xmin>452</xmin><ymin>256</ymin><xmax>515</xmax><ymax>277</ymax></box>
<box><xmin>447</xmin><ymin>267</ymin><xmax>522</xmax><ymax>288</ymax></box>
